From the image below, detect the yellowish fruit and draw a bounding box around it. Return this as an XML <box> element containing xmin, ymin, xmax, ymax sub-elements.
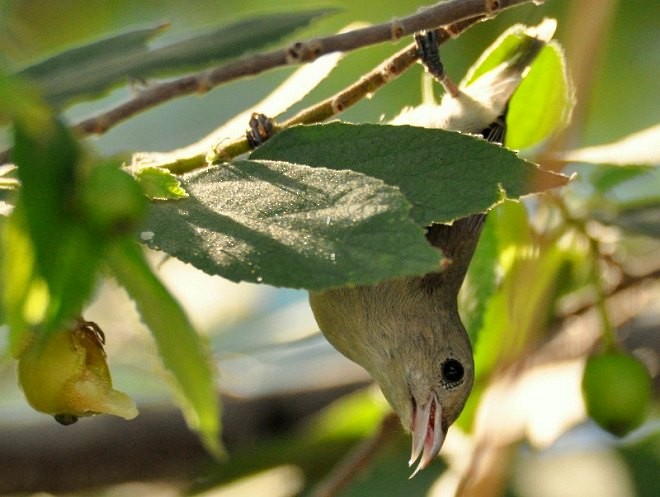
<box><xmin>17</xmin><ymin>321</ymin><xmax>138</xmax><ymax>423</ymax></box>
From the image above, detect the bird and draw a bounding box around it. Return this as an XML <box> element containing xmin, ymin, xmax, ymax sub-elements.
<box><xmin>309</xmin><ymin>20</ymin><xmax>555</xmax><ymax>477</ymax></box>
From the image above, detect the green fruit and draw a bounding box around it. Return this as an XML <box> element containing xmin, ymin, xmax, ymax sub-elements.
<box><xmin>582</xmin><ymin>351</ymin><xmax>652</xmax><ymax>436</ymax></box>
<box><xmin>82</xmin><ymin>163</ymin><xmax>147</xmax><ymax>236</ymax></box>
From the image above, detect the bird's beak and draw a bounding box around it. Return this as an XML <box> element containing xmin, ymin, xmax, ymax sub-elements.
<box><xmin>409</xmin><ymin>391</ymin><xmax>445</xmax><ymax>478</ymax></box>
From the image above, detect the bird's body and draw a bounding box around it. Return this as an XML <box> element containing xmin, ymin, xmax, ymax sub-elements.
<box><xmin>310</xmin><ymin>215</ymin><xmax>484</xmax><ymax>474</ymax></box>
<box><xmin>309</xmin><ymin>20</ymin><xmax>556</xmax><ymax>476</ymax></box>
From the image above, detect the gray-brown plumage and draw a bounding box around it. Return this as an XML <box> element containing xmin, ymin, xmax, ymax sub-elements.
<box><xmin>310</xmin><ymin>20</ymin><xmax>555</xmax><ymax>476</ymax></box>
<box><xmin>310</xmin><ymin>214</ymin><xmax>484</xmax><ymax>475</ymax></box>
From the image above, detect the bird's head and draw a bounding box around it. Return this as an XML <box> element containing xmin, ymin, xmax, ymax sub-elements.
<box><xmin>369</xmin><ymin>312</ymin><xmax>474</xmax><ymax>477</ymax></box>
<box><xmin>310</xmin><ymin>279</ymin><xmax>475</xmax><ymax>477</ymax></box>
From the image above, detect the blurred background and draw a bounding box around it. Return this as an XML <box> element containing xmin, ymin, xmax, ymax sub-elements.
<box><xmin>0</xmin><ymin>0</ymin><xmax>658</xmax><ymax>496</ymax></box>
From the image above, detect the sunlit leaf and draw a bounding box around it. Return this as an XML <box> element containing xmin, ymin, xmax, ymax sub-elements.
<box><xmin>106</xmin><ymin>239</ymin><xmax>222</xmax><ymax>456</ymax></box>
<box><xmin>143</xmin><ymin>160</ymin><xmax>440</xmax><ymax>290</ymax></box>
<box><xmin>135</xmin><ymin>166</ymin><xmax>188</xmax><ymax>200</ymax></box>
<box><xmin>0</xmin><ymin>69</ymin><xmax>51</xmax><ymax>128</ymax></box>
<box><xmin>471</xmin><ymin>202</ymin><xmax>570</xmax><ymax>381</ymax></box>
<box><xmin>457</xmin><ymin>201</ymin><xmax>575</xmax><ymax>431</ymax></box>
<box><xmin>12</xmin><ymin>117</ymin><xmax>78</xmax><ymax>268</ymax></box>
<box><xmin>507</xmin><ymin>42</ymin><xmax>573</xmax><ymax>150</ymax></box>
<box><xmin>251</xmin><ymin>123</ymin><xmax>569</xmax><ymax>226</ymax></box>
<box><xmin>462</xmin><ymin>19</ymin><xmax>556</xmax><ymax>86</ymax></box>
<box><xmin>457</xmin><ymin>19</ymin><xmax>571</xmax><ymax>150</ymax></box>
<box><xmin>0</xmin><ymin>205</ymin><xmax>42</xmax><ymax>355</ymax></box>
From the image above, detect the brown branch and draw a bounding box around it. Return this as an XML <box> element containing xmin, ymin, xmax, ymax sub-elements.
<box><xmin>0</xmin><ymin>382</ymin><xmax>369</xmax><ymax>494</ymax></box>
<box><xmin>204</xmin><ymin>16</ymin><xmax>483</xmax><ymax>167</ymax></box>
<box><xmin>72</xmin><ymin>0</ymin><xmax>538</xmax><ymax>138</ymax></box>
<box><xmin>0</xmin><ymin>0</ymin><xmax>540</xmax><ymax>167</ymax></box>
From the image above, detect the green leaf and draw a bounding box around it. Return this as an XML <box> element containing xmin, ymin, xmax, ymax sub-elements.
<box><xmin>0</xmin><ymin>69</ymin><xmax>51</xmax><ymax>127</ymax></box>
<box><xmin>106</xmin><ymin>239</ymin><xmax>222</xmax><ymax>457</ymax></box>
<box><xmin>82</xmin><ymin>163</ymin><xmax>149</xmax><ymax>236</ymax></box>
<box><xmin>10</xmin><ymin>117</ymin><xmax>102</xmax><ymax>330</ymax></box>
<box><xmin>459</xmin><ymin>213</ymin><xmax>498</xmax><ymax>343</ymax></box>
<box><xmin>136</xmin><ymin>10</ymin><xmax>338</xmax><ymax>76</ymax></box>
<box><xmin>143</xmin><ymin>160</ymin><xmax>440</xmax><ymax>290</ymax></box>
<box><xmin>569</xmin><ymin>163</ymin><xmax>659</xmax><ymax>209</ymax></box>
<box><xmin>135</xmin><ymin>167</ymin><xmax>189</xmax><ymax>200</ymax></box>
<box><xmin>17</xmin><ymin>24</ymin><xmax>165</xmax><ymax>107</ymax></box>
<box><xmin>12</xmin><ymin>117</ymin><xmax>78</xmax><ymax>265</ymax></box>
<box><xmin>16</xmin><ymin>9</ymin><xmax>336</xmax><ymax>107</ymax></box>
<box><xmin>0</xmin><ymin>205</ymin><xmax>43</xmax><ymax>355</ymax></box>
<box><xmin>471</xmin><ymin>202</ymin><xmax>568</xmax><ymax>381</ymax></box>
<box><xmin>506</xmin><ymin>42</ymin><xmax>573</xmax><ymax>150</ymax></box>
<box><xmin>457</xmin><ymin>19</ymin><xmax>571</xmax><ymax>150</ymax></box>
<box><xmin>457</xmin><ymin>201</ymin><xmax>574</xmax><ymax>431</ymax></box>
<box><xmin>251</xmin><ymin>123</ymin><xmax>569</xmax><ymax>226</ymax></box>
<box><xmin>462</xmin><ymin>20</ymin><xmax>554</xmax><ymax>86</ymax></box>
<box><xmin>17</xmin><ymin>25</ymin><xmax>164</xmax><ymax>80</ymax></box>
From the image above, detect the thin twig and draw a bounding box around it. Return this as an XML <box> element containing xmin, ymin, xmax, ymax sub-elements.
<box><xmin>204</xmin><ymin>16</ymin><xmax>483</xmax><ymax>168</ymax></box>
<box><xmin>72</xmin><ymin>0</ymin><xmax>537</xmax><ymax>137</ymax></box>
<box><xmin>310</xmin><ymin>412</ymin><xmax>401</xmax><ymax>497</ymax></box>
<box><xmin>0</xmin><ymin>0</ymin><xmax>540</xmax><ymax>166</ymax></box>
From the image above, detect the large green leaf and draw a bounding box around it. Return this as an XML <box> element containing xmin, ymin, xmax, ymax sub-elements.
<box><xmin>106</xmin><ymin>239</ymin><xmax>222</xmax><ymax>457</ymax></box>
<box><xmin>462</xmin><ymin>22</ymin><xmax>550</xmax><ymax>86</ymax></box>
<box><xmin>143</xmin><ymin>160</ymin><xmax>441</xmax><ymax>290</ymax></box>
<box><xmin>506</xmin><ymin>42</ymin><xmax>573</xmax><ymax>150</ymax></box>
<box><xmin>251</xmin><ymin>123</ymin><xmax>569</xmax><ymax>226</ymax></box>
<box><xmin>8</xmin><ymin>117</ymin><xmax>102</xmax><ymax>331</ymax></box>
<box><xmin>16</xmin><ymin>9</ymin><xmax>335</xmax><ymax>107</ymax></box>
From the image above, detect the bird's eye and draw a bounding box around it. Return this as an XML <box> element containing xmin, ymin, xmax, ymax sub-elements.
<box><xmin>54</xmin><ymin>414</ymin><xmax>79</xmax><ymax>426</ymax></box>
<box><xmin>441</xmin><ymin>359</ymin><xmax>464</xmax><ymax>385</ymax></box>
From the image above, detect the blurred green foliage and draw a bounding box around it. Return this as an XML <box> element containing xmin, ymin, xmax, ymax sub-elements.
<box><xmin>0</xmin><ymin>1</ymin><xmax>657</xmax><ymax>497</ymax></box>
